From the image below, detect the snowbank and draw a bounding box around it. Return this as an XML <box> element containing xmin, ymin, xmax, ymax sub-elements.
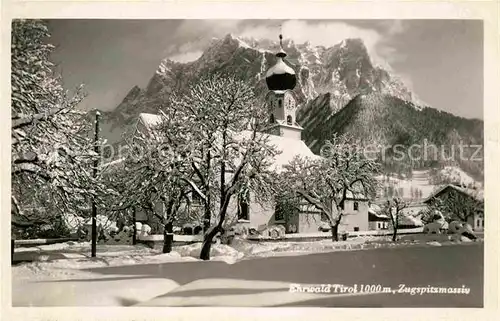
<box><xmin>14</xmin><ymin>277</ymin><xmax>180</xmax><ymax>306</ymax></box>
<box><xmin>15</xmin><ymin>241</ymin><xmax>91</xmax><ymax>253</ymax></box>
<box><xmin>13</xmin><ymin>235</ymin><xmax>480</xmax><ymax>284</ymax></box>
<box><xmin>174</xmin><ymin>243</ymin><xmax>244</xmax><ymax>264</ymax></box>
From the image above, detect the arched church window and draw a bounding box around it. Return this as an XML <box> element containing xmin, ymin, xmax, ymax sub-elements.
<box><xmin>270</xmin><ymin>114</ymin><xmax>275</xmax><ymax>123</ymax></box>
<box><xmin>278</xmin><ymin>99</ymin><xmax>282</xmax><ymax>108</ymax></box>
<box><xmin>286</xmin><ymin>115</ymin><xmax>293</xmax><ymax>125</ymax></box>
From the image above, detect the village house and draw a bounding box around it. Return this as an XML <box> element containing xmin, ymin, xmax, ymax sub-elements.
<box><xmin>131</xmin><ymin>34</ymin><xmax>371</xmax><ymax>235</ymax></box>
<box><xmin>368</xmin><ymin>200</ymin><xmax>425</xmax><ymax>231</ymax></box>
<box><xmin>423</xmin><ymin>184</ymin><xmax>484</xmax><ymax>231</ymax></box>
<box><xmin>368</xmin><ymin>203</ymin><xmax>390</xmax><ymax>231</ymax></box>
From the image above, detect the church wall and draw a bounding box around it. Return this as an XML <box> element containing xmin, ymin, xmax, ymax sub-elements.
<box><xmin>280</xmin><ymin>126</ymin><xmax>302</xmax><ymax>140</ymax></box>
<box><xmin>297</xmin><ymin>212</ymin><xmax>324</xmax><ymax>233</ymax></box>
<box><xmin>248</xmin><ymin>199</ymin><xmax>275</xmax><ymax>228</ymax></box>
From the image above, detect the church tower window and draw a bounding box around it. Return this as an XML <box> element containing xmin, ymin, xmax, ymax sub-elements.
<box><xmin>286</xmin><ymin>115</ymin><xmax>293</xmax><ymax>125</ymax></box>
<box><xmin>278</xmin><ymin>99</ymin><xmax>282</xmax><ymax>108</ymax></box>
<box><xmin>270</xmin><ymin>114</ymin><xmax>275</xmax><ymax>123</ymax></box>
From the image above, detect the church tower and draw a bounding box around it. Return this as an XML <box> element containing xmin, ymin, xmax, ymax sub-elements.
<box><xmin>264</xmin><ymin>34</ymin><xmax>303</xmax><ymax>140</ymax></box>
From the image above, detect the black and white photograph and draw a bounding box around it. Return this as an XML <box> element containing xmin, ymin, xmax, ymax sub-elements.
<box><xmin>8</xmin><ymin>16</ymin><xmax>489</xmax><ymax>310</ymax></box>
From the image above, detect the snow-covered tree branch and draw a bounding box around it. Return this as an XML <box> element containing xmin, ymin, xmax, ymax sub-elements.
<box><xmin>11</xmin><ymin>20</ymin><xmax>108</xmax><ymax>236</ymax></box>
<box><xmin>281</xmin><ymin>134</ymin><xmax>380</xmax><ymax>241</ymax></box>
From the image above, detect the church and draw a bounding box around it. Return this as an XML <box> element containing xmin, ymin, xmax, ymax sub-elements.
<box><xmin>134</xmin><ymin>35</ymin><xmax>370</xmax><ymax>235</ymax></box>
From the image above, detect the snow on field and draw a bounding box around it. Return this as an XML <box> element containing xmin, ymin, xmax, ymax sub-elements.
<box><xmin>439</xmin><ymin>166</ymin><xmax>477</xmax><ymax>187</ymax></box>
<box><xmin>13</xmin><ymin>234</ymin><xmax>479</xmax><ymax>285</ymax></box>
<box><xmin>12</xmin><ymin>237</ymin><xmax>378</xmax><ymax>282</ymax></box>
<box><xmin>376</xmin><ymin>170</ymin><xmax>435</xmax><ymax>199</ymax></box>
<box><xmin>14</xmin><ymin>276</ymin><xmax>180</xmax><ymax>306</ymax></box>
<box><xmin>376</xmin><ymin>167</ymin><xmax>481</xmax><ymax>201</ymax></box>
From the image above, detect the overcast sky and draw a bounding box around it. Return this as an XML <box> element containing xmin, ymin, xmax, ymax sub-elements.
<box><xmin>46</xmin><ymin>19</ymin><xmax>483</xmax><ymax>119</ymax></box>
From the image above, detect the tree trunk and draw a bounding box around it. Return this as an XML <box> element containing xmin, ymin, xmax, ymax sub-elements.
<box><xmin>200</xmin><ymin>133</ymin><xmax>228</xmax><ymax>261</ymax></box>
<box><xmin>330</xmin><ymin>224</ymin><xmax>339</xmax><ymax>242</ymax></box>
<box><xmin>200</xmin><ymin>225</ymin><xmax>222</xmax><ymax>260</ymax></box>
<box><xmin>162</xmin><ymin>221</ymin><xmax>173</xmax><ymax>254</ymax></box>
<box><xmin>203</xmin><ymin>205</ymin><xmax>211</xmax><ymax>234</ymax></box>
<box><xmin>392</xmin><ymin>226</ymin><xmax>398</xmax><ymax>242</ymax></box>
<box><xmin>203</xmin><ymin>152</ymin><xmax>212</xmax><ymax>234</ymax></box>
<box><xmin>132</xmin><ymin>207</ymin><xmax>137</xmax><ymax>245</ymax></box>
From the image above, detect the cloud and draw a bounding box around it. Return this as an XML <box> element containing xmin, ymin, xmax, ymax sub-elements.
<box><xmin>378</xmin><ymin>20</ymin><xmax>406</xmax><ymax>36</ymax></box>
<box><xmin>166</xmin><ymin>19</ymin><xmax>407</xmax><ymax>68</ymax></box>
<box><xmin>374</xmin><ymin>20</ymin><xmax>408</xmax><ymax>67</ymax></box>
<box><xmin>236</xmin><ymin>20</ymin><xmax>400</xmax><ymax>69</ymax></box>
<box><xmin>238</xmin><ymin>20</ymin><xmax>380</xmax><ymax>48</ymax></box>
<box><xmin>169</xmin><ymin>50</ymin><xmax>203</xmax><ymax>63</ymax></box>
<box><xmin>164</xmin><ymin>20</ymin><xmax>243</xmax><ymax>62</ymax></box>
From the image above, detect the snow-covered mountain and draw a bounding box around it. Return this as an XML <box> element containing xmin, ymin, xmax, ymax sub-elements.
<box><xmin>99</xmin><ymin>33</ymin><xmax>483</xmax><ymax>181</ymax></box>
<box><xmin>102</xmin><ymin>34</ymin><xmax>419</xmax><ymax>141</ymax></box>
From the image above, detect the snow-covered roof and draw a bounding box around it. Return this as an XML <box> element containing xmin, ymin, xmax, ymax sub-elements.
<box><xmin>135</xmin><ymin>113</ymin><xmax>317</xmax><ymax>173</ymax></box>
<box><xmin>369</xmin><ymin>212</ymin><xmax>389</xmax><ymax>220</ymax></box>
<box><xmin>368</xmin><ymin>203</ymin><xmax>382</xmax><ymax>215</ymax></box>
<box><xmin>237</xmin><ymin>130</ymin><xmax>319</xmax><ymax>173</ymax></box>
<box><xmin>424</xmin><ymin>184</ymin><xmax>484</xmax><ymax>203</ymax></box>
<box><xmin>139</xmin><ymin>113</ymin><xmax>163</xmax><ymax>129</ymax></box>
<box><xmin>265</xmin><ymin>57</ymin><xmax>295</xmax><ymax>77</ymax></box>
<box><xmin>345</xmin><ymin>191</ymin><xmax>368</xmax><ymax>200</ymax></box>
<box><xmin>400</xmin><ymin>215</ymin><xmax>423</xmax><ymax>227</ymax></box>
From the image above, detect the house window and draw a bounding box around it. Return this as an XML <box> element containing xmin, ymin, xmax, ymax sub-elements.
<box><xmin>275</xmin><ymin>202</ymin><xmax>284</xmax><ymax>221</ymax></box>
<box><xmin>269</xmin><ymin>114</ymin><xmax>275</xmax><ymax>123</ymax></box>
<box><xmin>237</xmin><ymin>196</ymin><xmax>249</xmax><ymax>221</ymax></box>
<box><xmin>339</xmin><ymin>202</ymin><xmax>344</xmax><ymax>210</ymax></box>
<box><xmin>476</xmin><ymin>219</ymin><xmax>480</xmax><ymax>228</ymax></box>
<box><xmin>353</xmin><ymin>201</ymin><xmax>359</xmax><ymax>211</ymax></box>
<box><xmin>354</xmin><ymin>227</ymin><xmax>359</xmax><ymax>232</ymax></box>
<box><xmin>286</xmin><ymin>115</ymin><xmax>293</xmax><ymax>125</ymax></box>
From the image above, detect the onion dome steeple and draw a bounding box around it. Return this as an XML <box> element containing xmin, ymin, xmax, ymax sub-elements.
<box><xmin>265</xmin><ymin>34</ymin><xmax>296</xmax><ymax>91</ymax></box>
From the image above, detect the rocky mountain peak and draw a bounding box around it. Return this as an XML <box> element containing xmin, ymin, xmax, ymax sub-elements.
<box><xmin>105</xmin><ymin>34</ymin><xmax>420</xmax><ymax>144</ymax></box>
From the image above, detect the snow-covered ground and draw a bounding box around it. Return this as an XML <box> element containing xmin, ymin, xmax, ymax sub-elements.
<box><xmin>11</xmin><ymin>239</ymin><xmax>350</xmax><ymax>280</ymax></box>
<box><xmin>12</xmin><ymin>234</ymin><xmax>466</xmax><ymax>283</ymax></box>
<box><xmin>375</xmin><ymin>167</ymin><xmax>481</xmax><ymax>201</ymax></box>
<box><xmin>376</xmin><ymin>170</ymin><xmax>435</xmax><ymax>200</ymax></box>
<box><xmin>11</xmin><ymin>237</ymin><xmax>385</xmax><ymax>282</ymax></box>
<box><xmin>12</xmin><ymin>236</ymin><xmax>482</xmax><ymax>307</ymax></box>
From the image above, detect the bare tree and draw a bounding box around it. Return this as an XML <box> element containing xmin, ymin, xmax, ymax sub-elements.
<box><xmin>281</xmin><ymin>134</ymin><xmax>380</xmax><ymax>241</ymax></box>
<box><xmin>383</xmin><ymin>197</ymin><xmax>408</xmax><ymax>242</ymax></box>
